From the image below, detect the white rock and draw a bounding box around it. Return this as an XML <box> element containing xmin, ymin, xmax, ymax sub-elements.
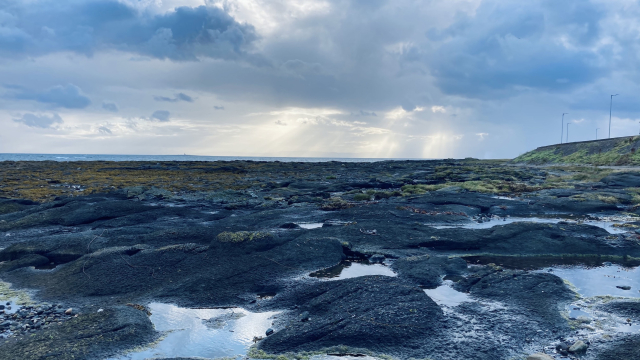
<box><xmin>569</xmin><ymin>340</ymin><xmax>588</xmax><ymax>353</ymax></box>
<box><xmin>526</xmin><ymin>354</ymin><xmax>554</xmax><ymax>360</ymax></box>
<box><xmin>526</xmin><ymin>353</ymin><xmax>554</xmax><ymax>360</ymax></box>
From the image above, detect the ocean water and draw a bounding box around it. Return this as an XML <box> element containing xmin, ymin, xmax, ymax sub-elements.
<box><xmin>0</xmin><ymin>153</ymin><xmax>423</xmax><ymax>163</ymax></box>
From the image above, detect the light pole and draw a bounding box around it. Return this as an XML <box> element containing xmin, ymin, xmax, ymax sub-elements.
<box><xmin>561</xmin><ymin>113</ymin><xmax>568</xmax><ymax>144</ymax></box>
<box><xmin>609</xmin><ymin>94</ymin><xmax>618</xmax><ymax>138</ymax></box>
<box><xmin>567</xmin><ymin>123</ymin><xmax>571</xmax><ymax>143</ymax></box>
<box><xmin>596</xmin><ymin>128</ymin><xmax>599</xmax><ymax>140</ymax></box>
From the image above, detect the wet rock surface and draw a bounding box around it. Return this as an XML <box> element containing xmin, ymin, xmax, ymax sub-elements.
<box><xmin>260</xmin><ymin>276</ymin><xmax>444</xmax><ymax>357</ymax></box>
<box><xmin>0</xmin><ymin>160</ymin><xmax>639</xmax><ymax>359</ymax></box>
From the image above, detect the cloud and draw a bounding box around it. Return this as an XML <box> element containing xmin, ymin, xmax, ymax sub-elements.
<box><xmin>476</xmin><ymin>132</ymin><xmax>489</xmax><ymax>140</ymax></box>
<box><xmin>102</xmin><ymin>102</ymin><xmax>118</xmax><ymax>112</ymax></box>
<box><xmin>214</xmin><ymin>106</ymin><xmax>225</xmax><ymax>110</ymax></box>
<box><xmin>417</xmin><ymin>0</ymin><xmax>608</xmax><ymax>98</ymax></box>
<box><xmin>13</xmin><ymin>113</ymin><xmax>63</xmax><ymax>128</ymax></box>
<box><xmin>151</xmin><ymin>110</ymin><xmax>170</xmax><ymax>121</ymax></box>
<box><xmin>359</xmin><ymin>110</ymin><xmax>377</xmax><ymax>117</ymax></box>
<box><xmin>154</xmin><ymin>92</ymin><xmax>194</xmax><ymax>102</ymax></box>
<box><xmin>0</xmin><ymin>1</ymin><xmax>258</xmax><ymax>61</ymax></box>
<box><xmin>275</xmin><ymin>120</ymin><xmax>287</xmax><ymax>126</ymax></box>
<box><xmin>12</xmin><ymin>84</ymin><xmax>91</xmax><ymax>109</ymax></box>
<box><xmin>98</xmin><ymin>126</ymin><xmax>112</xmax><ymax>134</ymax></box>
<box><xmin>431</xmin><ymin>106</ymin><xmax>446</xmax><ymax>113</ymax></box>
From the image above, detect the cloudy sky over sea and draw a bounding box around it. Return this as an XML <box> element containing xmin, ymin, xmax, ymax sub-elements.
<box><xmin>1</xmin><ymin>0</ymin><xmax>640</xmax><ymax>158</ymax></box>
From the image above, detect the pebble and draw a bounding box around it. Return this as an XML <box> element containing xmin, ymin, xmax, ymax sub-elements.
<box><xmin>616</xmin><ymin>285</ymin><xmax>631</xmax><ymax>290</ymax></box>
<box><xmin>265</xmin><ymin>328</ymin><xmax>274</xmax><ymax>336</ymax></box>
<box><xmin>0</xmin><ymin>302</ymin><xmax>76</xmax><ymax>338</ymax></box>
<box><xmin>299</xmin><ymin>311</ymin><xmax>310</xmax><ymax>322</ymax></box>
<box><xmin>568</xmin><ymin>340</ymin><xmax>588</xmax><ymax>353</ymax></box>
<box><xmin>64</xmin><ymin>308</ymin><xmax>73</xmax><ymax>315</ymax></box>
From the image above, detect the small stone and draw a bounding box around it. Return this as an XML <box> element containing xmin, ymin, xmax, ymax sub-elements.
<box><xmin>97</xmin><ymin>309</ymin><xmax>103</xmax><ymax>313</ymax></box>
<box><xmin>265</xmin><ymin>328</ymin><xmax>274</xmax><ymax>336</ymax></box>
<box><xmin>569</xmin><ymin>340</ymin><xmax>588</xmax><ymax>353</ymax></box>
<box><xmin>64</xmin><ymin>308</ymin><xmax>73</xmax><ymax>315</ymax></box>
<box><xmin>526</xmin><ymin>353</ymin><xmax>554</xmax><ymax>360</ymax></box>
<box><xmin>369</xmin><ymin>254</ymin><xmax>385</xmax><ymax>263</ymax></box>
<box><xmin>616</xmin><ymin>285</ymin><xmax>631</xmax><ymax>290</ymax></box>
<box><xmin>299</xmin><ymin>311</ymin><xmax>310</xmax><ymax>322</ymax></box>
<box><xmin>555</xmin><ymin>343</ymin><xmax>570</xmax><ymax>356</ymax></box>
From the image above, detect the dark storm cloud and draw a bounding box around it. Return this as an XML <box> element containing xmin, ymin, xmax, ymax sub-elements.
<box><xmin>102</xmin><ymin>102</ymin><xmax>118</xmax><ymax>112</ymax></box>
<box><xmin>151</xmin><ymin>110</ymin><xmax>170</xmax><ymax>122</ymax></box>
<box><xmin>11</xmin><ymin>84</ymin><xmax>91</xmax><ymax>109</ymax></box>
<box><xmin>419</xmin><ymin>0</ymin><xmax>609</xmax><ymax>98</ymax></box>
<box><xmin>13</xmin><ymin>113</ymin><xmax>63</xmax><ymax>128</ymax></box>
<box><xmin>0</xmin><ymin>0</ymin><xmax>258</xmax><ymax>61</ymax></box>
<box><xmin>154</xmin><ymin>93</ymin><xmax>194</xmax><ymax>102</ymax></box>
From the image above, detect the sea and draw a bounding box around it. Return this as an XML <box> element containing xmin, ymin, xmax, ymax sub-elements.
<box><xmin>0</xmin><ymin>153</ymin><xmax>425</xmax><ymax>163</ymax></box>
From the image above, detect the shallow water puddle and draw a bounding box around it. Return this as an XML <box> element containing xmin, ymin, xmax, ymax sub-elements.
<box><xmin>463</xmin><ymin>255</ymin><xmax>640</xmax><ymax>269</ymax></box>
<box><xmin>297</xmin><ymin>223</ymin><xmax>324</xmax><ymax>229</ymax></box>
<box><xmin>432</xmin><ymin>216</ymin><xmax>631</xmax><ymax>234</ymax></box>
<box><xmin>309</xmin><ymin>261</ymin><xmax>396</xmax><ymax>280</ymax></box>
<box><xmin>546</xmin><ymin>265</ymin><xmax>639</xmax><ymax>298</ymax></box>
<box><xmin>423</xmin><ymin>280</ymin><xmax>472</xmax><ymax>307</ymax></box>
<box><xmin>1</xmin><ymin>299</ymin><xmax>21</xmax><ymax>315</ymax></box>
<box><xmin>491</xmin><ymin>196</ymin><xmax>520</xmax><ymax>201</ymax></box>
<box><xmin>112</xmin><ymin>304</ymin><xmax>278</xmax><ymax>359</ymax></box>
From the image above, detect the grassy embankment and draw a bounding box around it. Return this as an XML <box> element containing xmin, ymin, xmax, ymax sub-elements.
<box><xmin>514</xmin><ymin>136</ymin><xmax>640</xmax><ymax>166</ymax></box>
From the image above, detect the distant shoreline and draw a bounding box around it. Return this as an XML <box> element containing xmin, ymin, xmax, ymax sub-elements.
<box><xmin>0</xmin><ymin>153</ymin><xmax>439</xmax><ymax>163</ymax></box>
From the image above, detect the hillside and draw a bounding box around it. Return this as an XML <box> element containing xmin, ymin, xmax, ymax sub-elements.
<box><xmin>514</xmin><ymin>135</ymin><xmax>640</xmax><ymax>165</ymax></box>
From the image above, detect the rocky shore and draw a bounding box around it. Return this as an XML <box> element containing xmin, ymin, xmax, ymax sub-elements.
<box><xmin>0</xmin><ymin>159</ymin><xmax>639</xmax><ymax>359</ymax></box>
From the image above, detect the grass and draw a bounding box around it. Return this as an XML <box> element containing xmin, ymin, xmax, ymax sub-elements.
<box><xmin>353</xmin><ymin>194</ymin><xmax>371</xmax><ymax>201</ymax></box>
<box><xmin>514</xmin><ymin>136</ymin><xmax>640</xmax><ymax>165</ymax></box>
<box><xmin>401</xmin><ymin>180</ymin><xmax>549</xmax><ymax>195</ymax></box>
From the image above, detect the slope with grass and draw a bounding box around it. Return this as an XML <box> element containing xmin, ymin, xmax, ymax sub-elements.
<box><xmin>514</xmin><ymin>136</ymin><xmax>640</xmax><ymax>165</ymax></box>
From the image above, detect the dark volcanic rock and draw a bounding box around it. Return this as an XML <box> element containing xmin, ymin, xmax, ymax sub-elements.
<box><xmin>598</xmin><ymin>300</ymin><xmax>640</xmax><ymax>320</ymax></box>
<box><xmin>590</xmin><ymin>334</ymin><xmax>640</xmax><ymax>360</ymax></box>
<box><xmin>0</xmin><ymin>198</ymin><xmax>38</xmax><ymax>215</ymax></box>
<box><xmin>392</xmin><ymin>255</ymin><xmax>468</xmax><ymax>288</ymax></box>
<box><xmin>601</xmin><ymin>172</ymin><xmax>640</xmax><ymax>187</ymax></box>
<box><xmin>0</xmin><ymin>254</ymin><xmax>49</xmax><ymax>272</ymax></box>
<box><xmin>0</xmin><ymin>306</ymin><xmax>154</xmax><ymax>360</ymax></box>
<box><xmin>259</xmin><ymin>276</ymin><xmax>444</xmax><ymax>357</ymax></box>
<box><xmin>419</xmin><ymin>222</ymin><xmax>637</xmax><ymax>256</ymax></box>
<box><xmin>2</xmin><ymin>231</ymin><xmax>345</xmax><ymax>307</ymax></box>
<box><xmin>455</xmin><ymin>268</ymin><xmax>574</xmax><ymax>332</ymax></box>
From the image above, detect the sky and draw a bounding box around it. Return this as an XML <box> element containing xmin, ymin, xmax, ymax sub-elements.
<box><xmin>1</xmin><ymin>0</ymin><xmax>640</xmax><ymax>159</ymax></box>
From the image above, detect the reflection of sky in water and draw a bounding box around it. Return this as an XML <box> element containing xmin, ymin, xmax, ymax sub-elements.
<box><xmin>311</xmin><ymin>262</ymin><xmax>396</xmax><ymax>280</ymax></box>
<box><xmin>297</xmin><ymin>223</ymin><xmax>323</xmax><ymax>229</ymax></box>
<box><xmin>566</xmin><ymin>304</ymin><xmax>592</xmax><ymax>320</ymax></box>
<box><xmin>110</xmin><ymin>304</ymin><xmax>278</xmax><ymax>359</ymax></box>
<box><xmin>432</xmin><ymin>217</ymin><xmax>631</xmax><ymax>234</ymax></box>
<box><xmin>423</xmin><ymin>280</ymin><xmax>472</xmax><ymax>307</ymax></box>
<box><xmin>547</xmin><ymin>265</ymin><xmax>639</xmax><ymax>298</ymax></box>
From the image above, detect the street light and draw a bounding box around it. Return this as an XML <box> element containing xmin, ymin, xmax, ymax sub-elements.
<box><xmin>596</xmin><ymin>128</ymin><xmax>599</xmax><ymax>140</ymax></box>
<box><xmin>609</xmin><ymin>94</ymin><xmax>619</xmax><ymax>138</ymax></box>
<box><xmin>567</xmin><ymin>123</ymin><xmax>571</xmax><ymax>143</ymax></box>
<box><xmin>561</xmin><ymin>113</ymin><xmax>568</xmax><ymax>144</ymax></box>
